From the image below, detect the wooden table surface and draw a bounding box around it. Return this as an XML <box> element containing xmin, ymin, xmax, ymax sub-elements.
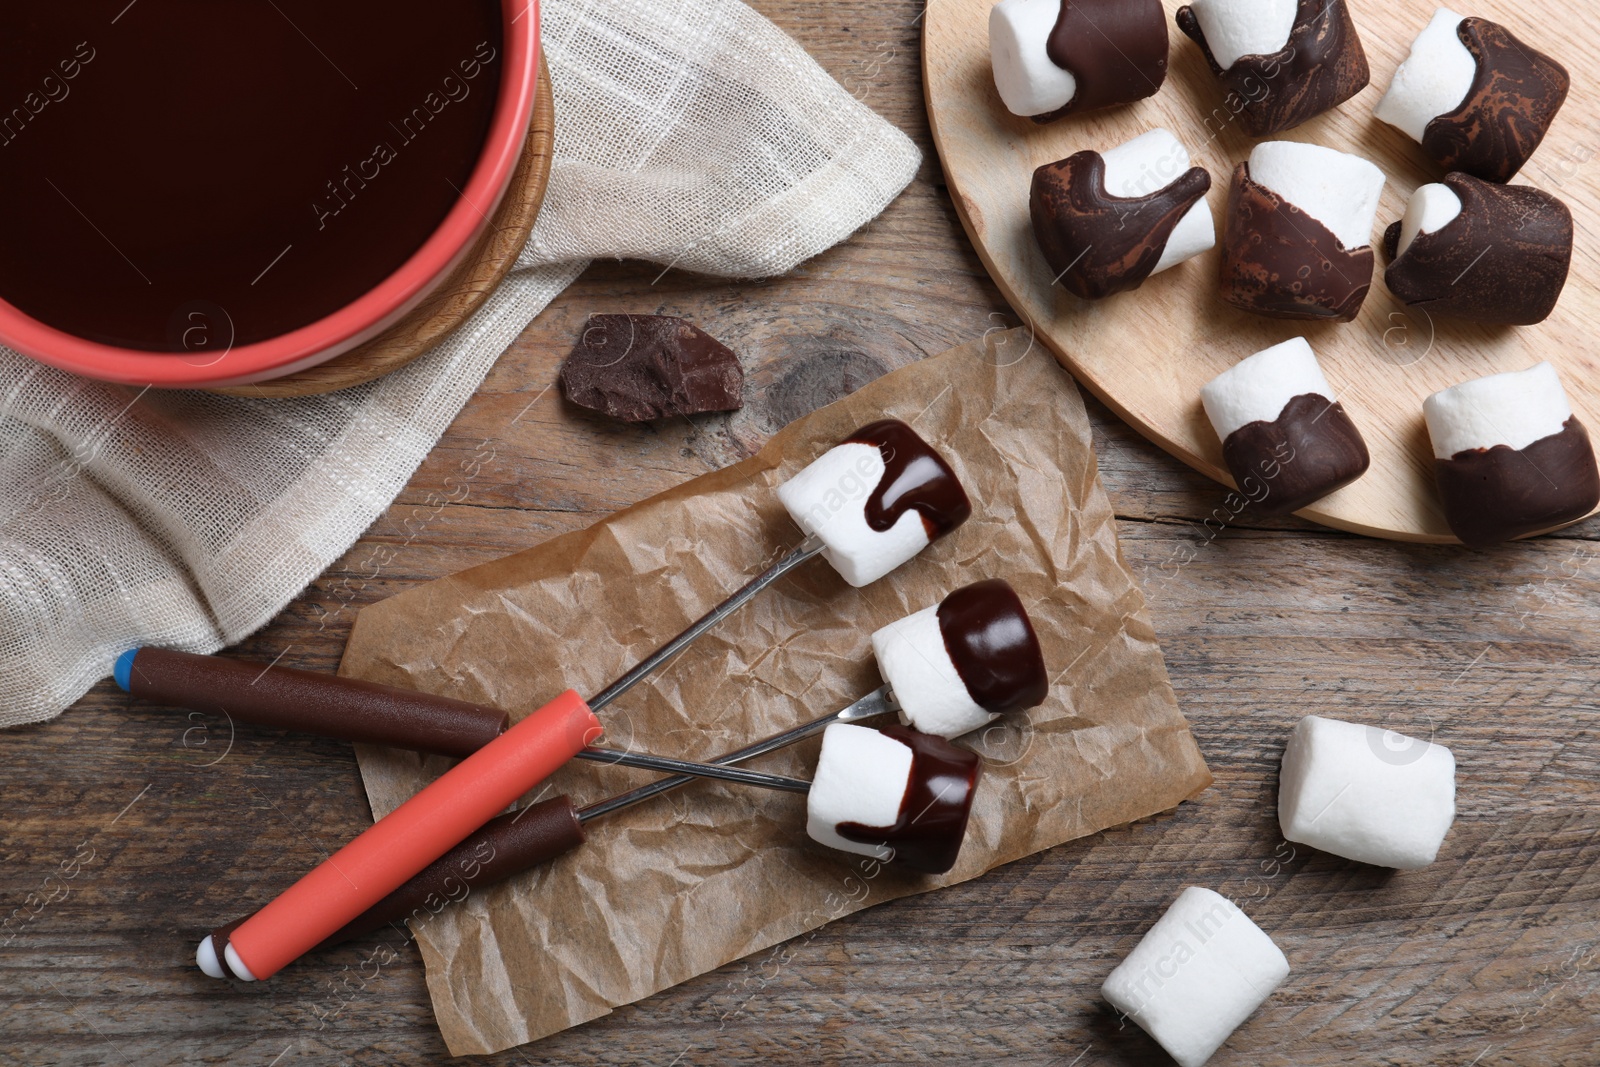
<box><xmin>3</xmin><ymin>4</ymin><xmax>1596</xmax><ymax>1064</ymax></box>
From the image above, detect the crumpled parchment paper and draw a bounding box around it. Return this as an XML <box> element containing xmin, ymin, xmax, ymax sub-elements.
<box><xmin>340</xmin><ymin>327</ymin><xmax>1212</xmax><ymax>1055</ymax></box>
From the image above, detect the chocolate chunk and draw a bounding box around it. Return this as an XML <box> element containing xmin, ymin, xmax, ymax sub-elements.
<box><xmin>1382</xmin><ymin>173</ymin><xmax>1572</xmax><ymax>325</ymax></box>
<box><xmin>1220</xmin><ymin>394</ymin><xmax>1370</xmax><ymax>514</ymax></box>
<box><xmin>559</xmin><ymin>315</ymin><xmax>743</xmax><ymax>422</ymax></box>
<box><xmin>1033</xmin><ymin>0</ymin><xmax>1169</xmax><ymax>122</ymax></box>
<box><xmin>1177</xmin><ymin>0</ymin><xmax>1369</xmax><ymax>137</ymax></box>
<box><xmin>1030</xmin><ymin>151</ymin><xmax>1211</xmax><ymax>300</ymax></box>
<box><xmin>1421</xmin><ymin>18</ymin><xmax>1569</xmax><ymax>184</ymax></box>
<box><xmin>1433</xmin><ymin>417</ymin><xmax>1600</xmax><ymax>547</ymax></box>
<box><xmin>1218</xmin><ymin>162</ymin><xmax>1374</xmax><ymax>321</ymax></box>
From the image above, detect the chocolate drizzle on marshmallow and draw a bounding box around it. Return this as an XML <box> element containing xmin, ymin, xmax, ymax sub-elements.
<box><xmin>1176</xmin><ymin>0</ymin><xmax>1369</xmax><ymax>137</ymax></box>
<box><xmin>844</xmin><ymin>420</ymin><xmax>973</xmax><ymax>540</ymax></box>
<box><xmin>834</xmin><ymin>725</ymin><xmax>982</xmax><ymax>874</ymax></box>
<box><xmin>1030</xmin><ymin>151</ymin><xmax>1211</xmax><ymax>300</ymax></box>
<box><xmin>1381</xmin><ymin>173</ymin><xmax>1572</xmax><ymax>325</ymax></box>
<box><xmin>1421</xmin><ymin>18</ymin><xmax>1570</xmax><ymax>184</ymax></box>
<box><xmin>1219</xmin><ymin>162</ymin><xmax>1374</xmax><ymax>321</ymax></box>
<box><xmin>1034</xmin><ymin>0</ymin><xmax>1169</xmax><ymax>122</ymax></box>
<box><xmin>935</xmin><ymin>579</ymin><xmax>1049</xmax><ymax>716</ymax></box>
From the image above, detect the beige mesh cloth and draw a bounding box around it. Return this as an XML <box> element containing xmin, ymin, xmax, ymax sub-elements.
<box><xmin>0</xmin><ymin>0</ymin><xmax>919</xmax><ymax>728</ymax></box>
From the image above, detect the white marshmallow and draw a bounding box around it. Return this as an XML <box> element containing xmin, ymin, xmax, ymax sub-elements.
<box><xmin>1102</xmin><ymin>887</ymin><xmax>1290</xmax><ymax>1067</ymax></box>
<box><xmin>196</xmin><ymin>935</ymin><xmax>225</xmax><ymax>979</ymax></box>
<box><xmin>1201</xmin><ymin>337</ymin><xmax>1335</xmax><ymax>441</ymax></box>
<box><xmin>1100</xmin><ymin>128</ymin><xmax>1217</xmax><ymax>274</ymax></box>
<box><xmin>1278</xmin><ymin>715</ymin><xmax>1456</xmax><ymax>870</ymax></box>
<box><xmin>1375</xmin><ymin>8</ymin><xmax>1475</xmax><ymax>142</ymax></box>
<box><xmin>1186</xmin><ymin>0</ymin><xmax>1298</xmax><ymax>70</ymax></box>
<box><xmin>1394</xmin><ymin>182</ymin><xmax>1464</xmax><ymax>257</ymax></box>
<box><xmin>776</xmin><ymin>442</ymin><xmax>930</xmax><ymax>588</ymax></box>
<box><xmin>1423</xmin><ymin>361</ymin><xmax>1573</xmax><ymax>459</ymax></box>
<box><xmin>806</xmin><ymin>723</ymin><xmax>913</xmax><ymax>861</ymax></box>
<box><xmin>990</xmin><ymin>0</ymin><xmax>1078</xmax><ymax>118</ymax></box>
<box><xmin>873</xmin><ymin>604</ymin><xmax>995</xmax><ymax>739</ymax></box>
<box><xmin>1247</xmin><ymin>141</ymin><xmax>1386</xmax><ymax>250</ymax></box>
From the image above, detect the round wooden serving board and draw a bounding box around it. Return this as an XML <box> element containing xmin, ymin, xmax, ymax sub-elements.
<box><xmin>923</xmin><ymin>0</ymin><xmax>1600</xmax><ymax>542</ymax></box>
<box><xmin>213</xmin><ymin>57</ymin><xmax>556</xmax><ymax>399</ymax></box>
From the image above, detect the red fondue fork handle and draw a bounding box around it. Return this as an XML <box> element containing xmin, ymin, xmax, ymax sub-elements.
<box><xmin>215</xmin><ymin>691</ymin><xmax>599</xmax><ymax>981</ymax></box>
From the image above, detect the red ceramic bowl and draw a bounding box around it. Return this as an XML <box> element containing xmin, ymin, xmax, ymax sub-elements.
<box><xmin>0</xmin><ymin>1</ymin><xmax>540</xmax><ymax>389</ymax></box>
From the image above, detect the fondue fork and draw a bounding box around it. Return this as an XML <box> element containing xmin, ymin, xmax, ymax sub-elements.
<box><xmin>197</xmin><ymin>689</ymin><xmax>899</xmax><ymax>979</ymax></box>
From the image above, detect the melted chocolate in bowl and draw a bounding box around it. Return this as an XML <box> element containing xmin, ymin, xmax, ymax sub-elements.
<box><xmin>0</xmin><ymin>2</ymin><xmax>503</xmax><ymax>352</ymax></box>
<box><xmin>836</xmin><ymin>725</ymin><xmax>982</xmax><ymax>875</ymax></box>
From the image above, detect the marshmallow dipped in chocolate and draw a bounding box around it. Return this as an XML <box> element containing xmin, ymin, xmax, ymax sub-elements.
<box><xmin>1382</xmin><ymin>173</ymin><xmax>1572</xmax><ymax>325</ymax></box>
<box><xmin>823</xmin><ymin>580</ymin><xmax>1049</xmax><ymax>873</ymax></box>
<box><xmin>1424</xmin><ymin>363</ymin><xmax>1600</xmax><ymax>547</ymax></box>
<box><xmin>1422</xmin><ymin>17</ymin><xmax>1570</xmax><ymax>184</ymax></box>
<box><xmin>832</xmin><ymin>725</ymin><xmax>983</xmax><ymax>875</ymax></box>
<box><xmin>1218</xmin><ymin>142</ymin><xmax>1386</xmax><ymax>322</ymax></box>
<box><xmin>1031</xmin><ymin>149</ymin><xmax>1212</xmax><ymax>300</ymax></box>
<box><xmin>776</xmin><ymin>419</ymin><xmax>971</xmax><ymax>589</ymax></box>
<box><xmin>1176</xmin><ymin>0</ymin><xmax>1370</xmax><ymax>138</ymax></box>
<box><xmin>933</xmin><ymin>579</ymin><xmax>1049</xmax><ymax>718</ymax></box>
<box><xmin>1032</xmin><ymin>0</ymin><xmax>1170</xmax><ymax>122</ymax></box>
<box><xmin>1219</xmin><ymin>163</ymin><xmax>1372</xmax><ymax>320</ymax></box>
<box><xmin>1200</xmin><ymin>338</ymin><xmax>1371</xmax><ymax>515</ymax></box>
<box><xmin>874</xmin><ymin>577</ymin><xmax>1050</xmax><ymax>738</ymax></box>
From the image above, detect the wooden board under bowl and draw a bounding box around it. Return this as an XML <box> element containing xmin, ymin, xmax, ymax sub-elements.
<box><xmin>923</xmin><ymin>0</ymin><xmax>1600</xmax><ymax>542</ymax></box>
<box><xmin>212</xmin><ymin>56</ymin><xmax>556</xmax><ymax>399</ymax></box>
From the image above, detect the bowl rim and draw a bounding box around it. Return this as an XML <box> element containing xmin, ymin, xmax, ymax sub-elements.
<box><xmin>0</xmin><ymin>0</ymin><xmax>541</xmax><ymax>388</ymax></box>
